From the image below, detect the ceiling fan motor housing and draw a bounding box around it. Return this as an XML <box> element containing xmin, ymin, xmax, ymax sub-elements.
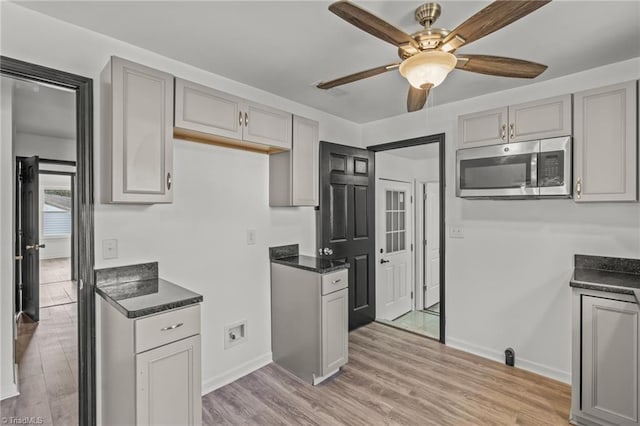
<box><xmin>415</xmin><ymin>3</ymin><xmax>442</xmax><ymax>28</ymax></box>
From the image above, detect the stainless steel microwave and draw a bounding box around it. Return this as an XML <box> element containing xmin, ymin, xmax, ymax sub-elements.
<box><xmin>456</xmin><ymin>137</ymin><xmax>572</xmax><ymax>199</ymax></box>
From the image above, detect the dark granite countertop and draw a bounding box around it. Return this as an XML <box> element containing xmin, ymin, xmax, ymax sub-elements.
<box><xmin>272</xmin><ymin>255</ymin><xmax>349</xmax><ymax>274</ymax></box>
<box><xmin>570</xmin><ymin>255</ymin><xmax>640</xmax><ymax>296</ymax></box>
<box><xmin>95</xmin><ymin>262</ymin><xmax>203</xmax><ymax>318</ymax></box>
<box><xmin>269</xmin><ymin>244</ymin><xmax>349</xmax><ymax>274</ymax></box>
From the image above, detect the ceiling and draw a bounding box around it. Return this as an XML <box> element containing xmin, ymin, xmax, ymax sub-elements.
<box><xmin>5</xmin><ymin>76</ymin><xmax>76</xmax><ymax>139</ymax></box>
<box><xmin>16</xmin><ymin>1</ymin><xmax>640</xmax><ymax>123</ymax></box>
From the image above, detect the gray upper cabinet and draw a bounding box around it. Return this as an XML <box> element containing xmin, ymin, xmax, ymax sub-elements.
<box><xmin>269</xmin><ymin>115</ymin><xmax>319</xmax><ymax>207</ymax></box>
<box><xmin>174</xmin><ymin>78</ymin><xmax>292</xmax><ymax>152</ymax></box>
<box><xmin>174</xmin><ymin>78</ymin><xmax>243</xmax><ymax>140</ymax></box>
<box><xmin>458</xmin><ymin>107</ymin><xmax>508</xmax><ymax>148</ymax></box>
<box><xmin>574</xmin><ymin>81</ymin><xmax>638</xmax><ymax>202</ymax></box>
<box><xmin>581</xmin><ymin>295</ymin><xmax>640</xmax><ymax>426</ymax></box>
<box><xmin>457</xmin><ymin>95</ymin><xmax>572</xmax><ymax>148</ymax></box>
<box><xmin>508</xmin><ymin>95</ymin><xmax>572</xmax><ymax>143</ymax></box>
<box><xmin>103</xmin><ymin>56</ymin><xmax>174</xmax><ymax>204</ymax></box>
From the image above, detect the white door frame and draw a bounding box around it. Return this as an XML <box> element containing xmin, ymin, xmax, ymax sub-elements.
<box><xmin>375</xmin><ymin>178</ymin><xmax>414</xmax><ymax>320</ymax></box>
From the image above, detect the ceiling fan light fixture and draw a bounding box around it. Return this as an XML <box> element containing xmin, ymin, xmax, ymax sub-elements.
<box><xmin>399</xmin><ymin>50</ymin><xmax>457</xmax><ymax>89</ymax></box>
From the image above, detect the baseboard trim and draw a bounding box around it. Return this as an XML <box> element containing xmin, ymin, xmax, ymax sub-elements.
<box><xmin>201</xmin><ymin>352</ymin><xmax>272</xmax><ymax>396</ymax></box>
<box><xmin>446</xmin><ymin>336</ymin><xmax>570</xmax><ymax>384</ymax></box>
<box><xmin>1</xmin><ymin>385</ymin><xmax>19</xmax><ymax>401</ymax></box>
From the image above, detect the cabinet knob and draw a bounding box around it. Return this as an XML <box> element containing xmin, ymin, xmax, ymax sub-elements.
<box><xmin>167</xmin><ymin>172</ymin><xmax>172</xmax><ymax>190</ymax></box>
<box><xmin>501</xmin><ymin>124</ymin><xmax>506</xmax><ymax>141</ymax></box>
<box><xmin>239</xmin><ymin>111</ymin><xmax>242</xmax><ymax>127</ymax></box>
<box><xmin>244</xmin><ymin>112</ymin><xmax>248</xmax><ymax>127</ymax></box>
<box><xmin>509</xmin><ymin>123</ymin><xmax>515</xmax><ymax>139</ymax></box>
<box><xmin>576</xmin><ymin>178</ymin><xmax>582</xmax><ymax>199</ymax></box>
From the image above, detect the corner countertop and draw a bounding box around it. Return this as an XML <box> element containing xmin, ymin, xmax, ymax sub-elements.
<box><xmin>570</xmin><ymin>255</ymin><xmax>640</xmax><ymax>296</ymax></box>
<box><xmin>95</xmin><ymin>262</ymin><xmax>203</xmax><ymax>318</ymax></box>
<box><xmin>269</xmin><ymin>244</ymin><xmax>349</xmax><ymax>274</ymax></box>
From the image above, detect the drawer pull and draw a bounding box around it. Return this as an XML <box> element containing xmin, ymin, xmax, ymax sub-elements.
<box><xmin>161</xmin><ymin>323</ymin><xmax>184</xmax><ymax>331</ymax></box>
<box><xmin>332</xmin><ymin>279</ymin><xmax>342</xmax><ymax>284</ymax></box>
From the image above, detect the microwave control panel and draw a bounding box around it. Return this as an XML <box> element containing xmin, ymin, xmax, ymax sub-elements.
<box><xmin>539</xmin><ymin>151</ymin><xmax>564</xmax><ymax>187</ymax></box>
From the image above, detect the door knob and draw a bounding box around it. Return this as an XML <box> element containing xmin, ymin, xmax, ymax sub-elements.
<box><xmin>319</xmin><ymin>247</ymin><xmax>334</xmax><ymax>256</ymax></box>
<box><xmin>380</xmin><ymin>259</ymin><xmax>390</xmax><ymax>264</ymax></box>
<box><xmin>25</xmin><ymin>243</ymin><xmax>45</xmax><ymax>251</ymax></box>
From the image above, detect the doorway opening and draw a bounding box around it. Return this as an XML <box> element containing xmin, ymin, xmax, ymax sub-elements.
<box><xmin>1</xmin><ymin>57</ymin><xmax>95</xmax><ymax>426</ymax></box>
<box><xmin>368</xmin><ymin>134</ymin><xmax>445</xmax><ymax>342</ymax></box>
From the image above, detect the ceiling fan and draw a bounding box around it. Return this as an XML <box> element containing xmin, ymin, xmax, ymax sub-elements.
<box><xmin>317</xmin><ymin>0</ymin><xmax>551</xmax><ymax>112</ymax></box>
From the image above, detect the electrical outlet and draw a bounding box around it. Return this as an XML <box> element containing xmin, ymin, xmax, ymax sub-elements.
<box><xmin>102</xmin><ymin>239</ymin><xmax>118</xmax><ymax>259</ymax></box>
<box><xmin>449</xmin><ymin>226</ymin><xmax>464</xmax><ymax>239</ymax></box>
<box><xmin>224</xmin><ymin>320</ymin><xmax>247</xmax><ymax>349</ymax></box>
<box><xmin>246</xmin><ymin>229</ymin><xmax>256</xmax><ymax>245</ymax></box>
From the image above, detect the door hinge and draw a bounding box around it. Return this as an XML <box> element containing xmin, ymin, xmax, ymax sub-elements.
<box><xmin>423</xmin><ymin>239</ymin><xmax>427</xmax><ymax>246</ymax></box>
<box><xmin>410</xmin><ymin>195</ymin><xmax>413</xmax><ymax>203</ymax></box>
<box><xmin>18</xmin><ymin>283</ymin><xmax>23</xmax><ymax>291</ymax></box>
<box><xmin>411</xmin><ymin>291</ymin><xmax>414</xmax><ymax>299</ymax></box>
<box><xmin>410</xmin><ymin>243</ymin><xmax>413</xmax><ymax>252</ymax></box>
<box><xmin>424</xmin><ymin>193</ymin><xmax>427</xmax><ymax>201</ymax></box>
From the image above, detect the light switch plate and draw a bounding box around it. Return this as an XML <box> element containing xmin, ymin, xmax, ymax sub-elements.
<box><xmin>102</xmin><ymin>239</ymin><xmax>118</xmax><ymax>259</ymax></box>
<box><xmin>246</xmin><ymin>229</ymin><xmax>256</xmax><ymax>245</ymax></box>
<box><xmin>449</xmin><ymin>226</ymin><xmax>464</xmax><ymax>239</ymax></box>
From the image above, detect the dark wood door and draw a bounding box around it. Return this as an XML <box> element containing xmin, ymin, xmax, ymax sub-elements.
<box><xmin>319</xmin><ymin>142</ymin><xmax>375</xmax><ymax>330</ymax></box>
<box><xmin>20</xmin><ymin>156</ymin><xmax>40</xmax><ymax>322</ymax></box>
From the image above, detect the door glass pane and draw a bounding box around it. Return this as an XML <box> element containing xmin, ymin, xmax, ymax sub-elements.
<box><xmin>386</xmin><ymin>190</ymin><xmax>392</xmax><ymax>210</ymax></box>
<box><xmin>399</xmin><ymin>192</ymin><xmax>405</xmax><ymax>210</ymax></box>
<box><xmin>399</xmin><ymin>231</ymin><xmax>405</xmax><ymax>251</ymax></box>
<box><xmin>399</xmin><ymin>210</ymin><xmax>405</xmax><ymax>231</ymax></box>
<box><xmin>393</xmin><ymin>232</ymin><xmax>398</xmax><ymax>252</ymax></box>
<box><xmin>392</xmin><ymin>191</ymin><xmax>399</xmax><ymax>210</ymax></box>
<box><xmin>386</xmin><ymin>212</ymin><xmax>392</xmax><ymax>232</ymax></box>
<box><xmin>392</xmin><ymin>212</ymin><xmax>398</xmax><ymax>231</ymax></box>
<box><xmin>386</xmin><ymin>233</ymin><xmax>392</xmax><ymax>253</ymax></box>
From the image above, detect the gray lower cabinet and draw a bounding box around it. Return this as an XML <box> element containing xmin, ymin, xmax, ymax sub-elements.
<box><xmin>100</xmin><ymin>300</ymin><xmax>202</xmax><ymax>426</ymax></box>
<box><xmin>573</xmin><ymin>81</ymin><xmax>638</xmax><ymax>202</ymax></box>
<box><xmin>174</xmin><ymin>77</ymin><xmax>292</xmax><ymax>152</ymax></box>
<box><xmin>271</xmin><ymin>264</ymin><xmax>348</xmax><ymax>385</ymax></box>
<box><xmin>269</xmin><ymin>115</ymin><xmax>319</xmax><ymax>206</ymax></box>
<box><xmin>102</xmin><ymin>56</ymin><xmax>174</xmax><ymax>204</ymax></box>
<box><xmin>572</xmin><ymin>290</ymin><xmax>640</xmax><ymax>425</ymax></box>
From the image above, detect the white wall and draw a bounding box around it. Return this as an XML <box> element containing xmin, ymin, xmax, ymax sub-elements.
<box><xmin>0</xmin><ymin>78</ymin><xmax>17</xmax><ymax>399</ymax></box>
<box><xmin>0</xmin><ymin>2</ymin><xmax>362</xmax><ymax>401</ymax></box>
<box><xmin>364</xmin><ymin>57</ymin><xmax>640</xmax><ymax>383</ymax></box>
<box><xmin>376</xmin><ymin>149</ymin><xmax>439</xmax><ymax>183</ymax></box>
<box><xmin>14</xmin><ymin>132</ymin><xmax>76</xmax><ymax>162</ymax></box>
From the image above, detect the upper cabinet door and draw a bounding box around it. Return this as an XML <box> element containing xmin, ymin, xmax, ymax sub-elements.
<box><xmin>243</xmin><ymin>101</ymin><xmax>292</xmax><ymax>150</ymax></box>
<box><xmin>108</xmin><ymin>57</ymin><xmax>173</xmax><ymax>203</ymax></box>
<box><xmin>292</xmin><ymin>116</ymin><xmax>319</xmax><ymax>206</ymax></box>
<box><xmin>508</xmin><ymin>94</ymin><xmax>572</xmax><ymax>143</ymax></box>
<box><xmin>457</xmin><ymin>107</ymin><xmax>508</xmax><ymax>148</ymax></box>
<box><xmin>174</xmin><ymin>78</ymin><xmax>243</xmax><ymax>140</ymax></box>
<box><xmin>574</xmin><ymin>81</ymin><xmax>638</xmax><ymax>202</ymax></box>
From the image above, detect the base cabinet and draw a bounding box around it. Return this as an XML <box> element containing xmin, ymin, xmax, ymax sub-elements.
<box><xmin>271</xmin><ymin>264</ymin><xmax>349</xmax><ymax>385</ymax></box>
<box><xmin>100</xmin><ymin>299</ymin><xmax>202</xmax><ymax>426</ymax></box>
<box><xmin>136</xmin><ymin>335</ymin><xmax>202</xmax><ymax>426</ymax></box>
<box><xmin>572</xmin><ymin>290</ymin><xmax>640</xmax><ymax>426</ymax></box>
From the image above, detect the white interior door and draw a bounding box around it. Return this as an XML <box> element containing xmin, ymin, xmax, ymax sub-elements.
<box><xmin>424</xmin><ymin>182</ymin><xmax>440</xmax><ymax>309</ymax></box>
<box><xmin>376</xmin><ymin>179</ymin><xmax>413</xmax><ymax>321</ymax></box>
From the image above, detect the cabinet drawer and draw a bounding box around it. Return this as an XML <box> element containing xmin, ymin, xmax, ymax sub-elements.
<box><xmin>135</xmin><ymin>304</ymin><xmax>200</xmax><ymax>353</ymax></box>
<box><xmin>321</xmin><ymin>269</ymin><xmax>348</xmax><ymax>295</ymax></box>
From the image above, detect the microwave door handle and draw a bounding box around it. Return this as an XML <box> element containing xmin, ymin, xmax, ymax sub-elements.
<box><xmin>530</xmin><ymin>153</ymin><xmax>538</xmax><ymax>187</ymax></box>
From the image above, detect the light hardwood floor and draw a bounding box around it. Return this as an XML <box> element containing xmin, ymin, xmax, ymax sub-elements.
<box><xmin>203</xmin><ymin>322</ymin><xmax>570</xmax><ymax>425</ymax></box>
<box><xmin>1</xmin><ymin>304</ymin><xmax>78</xmax><ymax>426</ymax></box>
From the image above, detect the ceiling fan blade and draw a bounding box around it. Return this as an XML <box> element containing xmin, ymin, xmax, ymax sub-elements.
<box><xmin>407</xmin><ymin>84</ymin><xmax>432</xmax><ymax>113</ymax></box>
<box><xmin>440</xmin><ymin>0</ymin><xmax>551</xmax><ymax>50</ymax></box>
<box><xmin>456</xmin><ymin>55</ymin><xmax>547</xmax><ymax>78</ymax></box>
<box><xmin>317</xmin><ymin>63</ymin><xmax>400</xmax><ymax>90</ymax></box>
<box><xmin>329</xmin><ymin>1</ymin><xmax>416</xmax><ymax>48</ymax></box>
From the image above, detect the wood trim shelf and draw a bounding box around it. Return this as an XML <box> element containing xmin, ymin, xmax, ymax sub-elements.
<box><xmin>174</xmin><ymin>127</ymin><xmax>287</xmax><ymax>155</ymax></box>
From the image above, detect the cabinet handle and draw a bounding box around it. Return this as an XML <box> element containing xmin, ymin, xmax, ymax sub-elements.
<box><xmin>239</xmin><ymin>111</ymin><xmax>242</xmax><ymax>127</ymax></box>
<box><xmin>161</xmin><ymin>323</ymin><xmax>183</xmax><ymax>331</ymax></box>
<box><xmin>576</xmin><ymin>178</ymin><xmax>582</xmax><ymax>199</ymax></box>
<box><xmin>509</xmin><ymin>123</ymin><xmax>515</xmax><ymax>139</ymax></box>
<box><xmin>332</xmin><ymin>279</ymin><xmax>342</xmax><ymax>284</ymax></box>
<box><xmin>166</xmin><ymin>172</ymin><xmax>172</xmax><ymax>190</ymax></box>
<box><xmin>501</xmin><ymin>124</ymin><xmax>506</xmax><ymax>141</ymax></box>
<box><xmin>244</xmin><ymin>112</ymin><xmax>248</xmax><ymax>127</ymax></box>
